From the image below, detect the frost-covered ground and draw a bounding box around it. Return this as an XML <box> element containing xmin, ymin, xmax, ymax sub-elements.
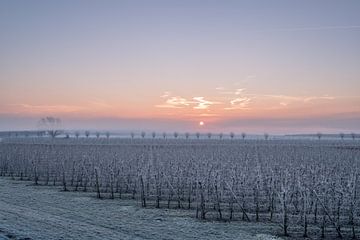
<box><xmin>0</xmin><ymin>177</ymin><xmax>282</xmax><ymax>240</ymax></box>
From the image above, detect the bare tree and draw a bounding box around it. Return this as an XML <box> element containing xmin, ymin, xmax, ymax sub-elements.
<box><xmin>131</xmin><ymin>132</ymin><xmax>135</xmax><ymax>139</ymax></box>
<box><xmin>241</xmin><ymin>132</ymin><xmax>246</xmax><ymax>140</ymax></box>
<box><xmin>230</xmin><ymin>132</ymin><xmax>235</xmax><ymax>140</ymax></box>
<box><xmin>174</xmin><ymin>132</ymin><xmax>179</xmax><ymax>139</ymax></box>
<box><xmin>316</xmin><ymin>132</ymin><xmax>322</xmax><ymax>140</ymax></box>
<box><xmin>95</xmin><ymin>132</ymin><xmax>100</xmax><ymax>138</ymax></box>
<box><xmin>219</xmin><ymin>132</ymin><xmax>223</xmax><ymax>140</ymax></box>
<box><xmin>75</xmin><ymin>131</ymin><xmax>80</xmax><ymax>138</ymax></box>
<box><xmin>38</xmin><ymin>117</ymin><xmax>63</xmax><ymax>138</ymax></box>
<box><xmin>162</xmin><ymin>132</ymin><xmax>167</xmax><ymax>139</ymax></box>
<box><xmin>152</xmin><ymin>132</ymin><xmax>156</xmax><ymax>139</ymax></box>
<box><xmin>207</xmin><ymin>132</ymin><xmax>212</xmax><ymax>139</ymax></box>
<box><xmin>351</xmin><ymin>132</ymin><xmax>356</xmax><ymax>140</ymax></box>
<box><xmin>278</xmin><ymin>180</ymin><xmax>290</xmax><ymax>236</ymax></box>
<box><xmin>185</xmin><ymin>132</ymin><xmax>190</xmax><ymax>139</ymax></box>
<box><xmin>105</xmin><ymin>131</ymin><xmax>110</xmax><ymax>139</ymax></box>
<box><xmin>141</xmin><ymin>131</ymin><xmax>146</xmax><ymax>139</ymax></box>
<box><xmin>85</xmin><ymin>131</ymin><xmax>90</xmax><ymax>138</ymax></box>
<box><xmin>94</xmin><ymin>167</ymin><xmax>101</xmax><ymax>199</ymax></box>
<box><xmin>196</xmin><ymin>132</ymin><xmax>200</xmax><ymax>139</ymax></box>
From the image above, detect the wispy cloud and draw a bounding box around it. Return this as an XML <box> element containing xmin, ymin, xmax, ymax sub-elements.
<box><xmin>303</xmin><ymin>96</ymin><xmax>335</xmax><ymax>102</ymax></box>
<box><xmin>235</xmin><ymin>88</ymin><xmax>245</xmax><ymax>95</ymax></box>
<box><xmin>252</xmin><ymin>94</ymin><xmax>336</xmax><ymax>104</ymax></box>
<box><xmin>217</xmin><ymin>87</ymin><xmax>246</xmax><ymax>95</ymax></box>
<box><xmin>160</xmin><ymin>91</ymin><xmax>172</xmax><ymax>98</ymax></box>
<box><xmin>156</xmin><ymin>92</ymin><xmax>220</xmax><ymax>110</ymax></box>
<box><xmin>156</xmin><ymin>96</ymin><xmax>192</xmax><ymax>108</ymax></box>
<box><xmin>155</xmin><ymin>88</ymin><xmax>354</xmax><ymax>115</ymax></box>
<box><xmin>193</xmin><ymin>97</ymin><xmax>220</xmax><ymax>109</ymax></box>
<box><xmin>155</xmin><ymin>104</ymin><xmax>184</xmax><ymax>109</ymax></box>
<box><xmin>10</xmin><ymin>103</ymin><xmax>85</xmax><ymax>113</ymax></box>
<box><xmin>225</xmin><ymin>97</ymin><xmax>251</xmax><ymax>110</ymax></box>
<box><xmin>88</xmin><ymin>99</ymin><xmax>113</xmax><ymax>108</ymax></box>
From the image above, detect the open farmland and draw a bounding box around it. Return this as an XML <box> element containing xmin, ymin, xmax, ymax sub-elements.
<box><xmin>0</xmin><ymin>137</ymin><xmax>359</xmax><ymax>239</ymax></box>
<box><xmin>0</xmin><ymin>177</ymin><xmax>281</xmax><ymax>240</ymax></box>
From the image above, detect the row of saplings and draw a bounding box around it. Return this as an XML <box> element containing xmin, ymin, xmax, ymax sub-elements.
<box><xmin>11</xmin><ymin>165</ymin><xmax>357</xmax><ymax>239</ymax></box>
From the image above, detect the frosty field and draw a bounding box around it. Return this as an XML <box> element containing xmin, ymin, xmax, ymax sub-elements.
<box><xmin>0</xmin><ymin>177</ymin><xmax>282</xmax><ymax>240</ymax></box>
<box><xmin>0</xmin><ymin>137</ymin><xmax>359</xmax><ymax>239</ymax></box>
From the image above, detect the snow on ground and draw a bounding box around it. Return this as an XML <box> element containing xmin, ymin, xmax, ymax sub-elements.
<box><xmin>0</xmin><ymin>177</ymin><xmax>282</xmax><ymax>240</ymax></box>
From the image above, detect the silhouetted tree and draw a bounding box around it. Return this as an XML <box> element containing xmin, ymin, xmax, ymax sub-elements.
<box><xmin>241</xmin><ymin>132</ymin><xmax>246</xmax><ymax>140</ymax></box>
<box><xmin>351</xmin><ymin>132</ymin><xmax>356</xmax><ymax>140</ymax></box>
<box><xmin>85</xmin><ymin>131</ymin><xmax>90</xmax><ymax>138</ymax></box>
<box><xmin>38</xmin><ymin>117</ymin><xmax>63</xmax><ymax>138</ymax></box>
<box><xmin>230</xmin><ymin>132</ymin><xmax>235</xmax><ymax>140</ymax></box>
<box><xmin>185</xmin><ymin>132</ymin><xmax>190</xmax><ymax>139</ymax></box>
<box><xmin>316</xmin><ymin>132</ymin><xmax>322</xmax><ymax>140</ymax></box>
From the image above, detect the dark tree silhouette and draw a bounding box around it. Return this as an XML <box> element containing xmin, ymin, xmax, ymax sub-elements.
<box><xmin>85</xmin><ymin>131</ymin><xmax>90</xmax><ymax>138</ymax></box>
<box><xmin>241</xmin><ymin>132</ymin><xmax>246</xmax><ymax>140</ymax></box>
<box><xmin>185</xmin><ymin>132</ymin><xmax>190</xmax><ymax>139</ymax></box>
<box><xmin>230</xmin><ymin>132</ymin><xmax>235</xmax><ymax>140</ymax></box>
<box><xmin>38</xmin><ymin>117</ymin><xmax>63</xmax><ymax>138</ymax></box>
<box><xmin>316</xmin><ymin>132</ymin><xmax>322</xmax><ymax>140</ymax></box>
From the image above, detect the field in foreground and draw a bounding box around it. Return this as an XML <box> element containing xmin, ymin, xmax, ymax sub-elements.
<box><xmin>0</xmin><ymin>177</ymin><xmax>280</xmax><ymax>240</ymax></box>
<box><xmin>1</xmin><ymin>138</ymin><xmax>359</xmax><ymax>239</ymax></box>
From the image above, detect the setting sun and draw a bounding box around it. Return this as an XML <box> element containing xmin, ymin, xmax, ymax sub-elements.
<box><xmin>199</xmin><ymin>121</ymin><xmax>204</xmax><ymax>126</ymax></box>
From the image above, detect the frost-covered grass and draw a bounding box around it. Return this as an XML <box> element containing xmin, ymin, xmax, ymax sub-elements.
<box><xmin>0</xmin><ymin>177</ymin><xmax>282</xmax><ymax>240</ymax></box>
<box><xmin>1</xmin><ymin>138</ymin><xmax>360</xmax><ymax>239</ymax></box>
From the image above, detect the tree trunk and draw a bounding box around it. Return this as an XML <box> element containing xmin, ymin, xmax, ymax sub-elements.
<box><xmin>95</xmin><ymin>168</ymin><xmax>101</xmax><ymax>199</ymax></box>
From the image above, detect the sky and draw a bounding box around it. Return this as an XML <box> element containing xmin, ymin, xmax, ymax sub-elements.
<box><xmin>0</xmin><ymin>0</ymin><xmax>360</xmax><ymax>134</ymax></box>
